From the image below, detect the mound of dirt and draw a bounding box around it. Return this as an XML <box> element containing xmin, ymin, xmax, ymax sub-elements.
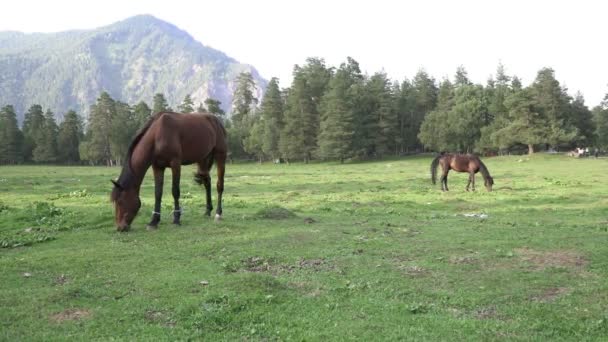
<box><xmin>255</xmin><ymin>206</ymin><xmax>297</xmax><ymax>220</ymax></box>
<box><xmin>50</xmin><ymin>309</ymin><xmax>91</xmax><ymax>323</ymax></box>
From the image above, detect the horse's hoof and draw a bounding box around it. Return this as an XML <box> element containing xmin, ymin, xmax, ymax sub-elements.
<box><xmin>146</xmin><ymin>224</ymin><xmax>159</xmax><ymax>231</ymax></box>
<box><xmin>214</xmin><ymin>214</ymin><xmax>222</xmax><ymax>222</ymax></box>
<box><xmin>204</xmin><ymin>211</ymin><xmax>212</xmax><ymax>217</ymax></box>
<box><xmin>173</xmin><ymin>221</ymin><xmax>181</xmax><ymax>226</ymax></box>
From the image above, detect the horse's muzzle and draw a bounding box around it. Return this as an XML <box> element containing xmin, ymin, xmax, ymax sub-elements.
<box><xmin>116</xmin><ymin>224</ymin><xmax>130</xmax><ymax>232</ymax></box>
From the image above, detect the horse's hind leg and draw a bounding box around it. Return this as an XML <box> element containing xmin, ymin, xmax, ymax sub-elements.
<box><xmin>441</xmin><ymin>169</ymin><xmax>449</xmax><ymax>191</ymax></box>
<box><xmin>147</xmin><ymin>166</ymin><xmax>165</xmax><ymax>230</ymax></box>
<box><xmin>195</xmin><ymin>155</ymin><xmax>214</xmax><ymax>216</ymax></box>
<box><xmin>170</xmin><ymin>161</ymin><xmax>181</xmax><ymax>225</ymax></box>
<box><xmin>214</xmin><ymin>151</ymin><xmax>227</xmax><ymax>222</ymax></box>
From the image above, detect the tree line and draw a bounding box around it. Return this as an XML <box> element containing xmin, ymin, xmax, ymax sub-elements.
<box><xmin>0</xmin><ymin>93</ymin><xmax>225</xmax><ymax>165</ymax></box>
<box><xmin>2</xmin><ymin>57</ymin><xmax>608</xmax><ymax>165</ymax></box>
<box><xmin>229</xmin><ymin>58</ymin><xmax>608</xmax><ymax>162</ymax></box>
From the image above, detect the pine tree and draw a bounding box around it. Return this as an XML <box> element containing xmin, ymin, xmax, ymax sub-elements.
<box><xmin>231</xmin><ymin>72</ymin><xmax>258</xmax><ymax>126</ymax></box>
<box><xmin>133</xmin><ymin>101</ymin><xmax>152</xmax><ymax>129</ymax></box>
<box><xmin>196</xmin><ymin>102</ymin><xmax>207</xmax><ymax>113</ymax></box>
<box><xmin>178</xmin><ymin>94</ymin><xmax>195</xmax><ymax>113</ymax></box>
<box><xmin>153</xmin><ymin>93</ymin><xmax>170</xmax><ymax>114</ymax></box>
<box><xmin>411</xmin><ymin>70</ymin><xmax>438</xmax><ymax>150</ymax></box>
<box><xmin>417</xmin><ymin>79</ymin><xmax>453</xmax><ymax>151</ymax></box>
<box><xmin>592</xmin><ymin>96</ymin><xmax>608</xmax><ymax>149</ymax></box>
<box><xmin>259</xmin><ymin>78</ymin><xmax>284</xmax><ymax>160</ymax></box>
<box><xmin>448</xmin><ymin>84</ymin><xmax>487</xmax><ymax>152</ymax></box>
<box><xmin>22</xmin><ymin>104</ymin><xmax>45</xmax><ymax>161</ymax></box>
<box><xmin>529</xmin><ymin>68</ymin><xmax>578</xmax><ymax>148</ymax></box>
<box><xmin>85</xmin><ymin>92</ymin><xmax>116</xmax><ymax>165</ymax></box>
<box><xmin>395</xmin><ymin>79</ymin><xmax>417</xmax><ymax>153</ymax></box>
<box><xmin>244</xmin><ymin>113</ymin><xmax>265</xmax><ymax>162</ymax></box>
<box><xmin>318</xmin><ymin>66</ymin><xmax>356</xmax><ymax>161</ymax></box>
<box><xmin>110</xmin><ymin>102</ymin><xmax>137</xmax><ymax>165</ymax></box>
<box><xmin>280</xmin><ymin>67</ymin><xmax>315</xmax><ymax>162</ymax></box>
<box><xmin>57</xmin><ymin>110</ymin><xmax>83</xmax><ymax>163</ymax></box>
<box><xmin>32</xmin><ymin>109</ymin><xmax>58</xmax><ymax>163</ymax></box>
<box><xmin>205</xmin><ymin>98</ymin><xmax>225</xmax><ymax>117</ymax></box>
<box><xmin>230</xmin><ymin>72</ymin><xmax>258</xmax><ymax>157</ymax></box>
<box><xmin>569</xmin><ymin>92</ymin><xmax>594</xmax><ymax>146</ymax></box>
<box><xmin>369</xmin><ymin>72</ymin><xmax>399</xmax><ymax>156</ymax></box>
<box><xmin>0</xmin><ymin>105</ymin><xmax>23</xmax><ymax>164</ymax></box>
<box><xmin>493</xmin><ymin>88</ymin><xmax>547</xmax><ymax>154</ymax></box>
<box><xmin>454</xmin><ymin>65</ymin><xmax>472</xmax><ymax>87</ymax></box>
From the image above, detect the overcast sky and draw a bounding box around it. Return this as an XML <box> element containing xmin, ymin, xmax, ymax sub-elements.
<box><xmin>1</xmin><ymin>0</ymin><xmax>606</xmax><ymax>105</ymax></box>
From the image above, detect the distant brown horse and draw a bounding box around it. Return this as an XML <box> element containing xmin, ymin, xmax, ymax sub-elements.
<box><xmin>111</xmin><ymin>112</ymin><xmax>227</xmax><ymax>231</ymax></box>
<box><xmin>430</xmin><ymin>153</ymin><xmax>494</xmax><ymax>192</ymax></box>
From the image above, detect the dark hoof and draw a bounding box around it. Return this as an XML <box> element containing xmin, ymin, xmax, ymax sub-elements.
<box><xmin>173</xmin><ymin>220</ymin><xmax>181</xmax><ymax>226</ymax></box>
<box><xmin>204</xmin><ymin>210</ymin><xmax>212</xmax><ymax>217</ymax></box>
<box><xmin>146</xmin><ymin>224</ymin><xmax>159</xmax><ymax>231</ymax></box>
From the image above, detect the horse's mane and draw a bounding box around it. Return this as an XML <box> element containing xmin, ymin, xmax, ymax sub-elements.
<box><xmin>477</xmin><ymin>158</ymin><xmax>494</xmax><ymax>185</ymax></box>
<box><xmin>111</xmin><ymin>112</ymin><xmax>164</xmax><ymax>202</ymax></box>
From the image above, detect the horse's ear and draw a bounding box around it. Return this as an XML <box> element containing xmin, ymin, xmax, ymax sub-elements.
<box><xmin>111</xmin><ymin>180</ymin><xmax>123</xmax><ymax>190</ymax></box>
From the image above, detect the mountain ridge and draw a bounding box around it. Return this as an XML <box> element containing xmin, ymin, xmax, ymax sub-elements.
<box><xmin>0</xmin><ymin>15</ymin><xmax>267</xmax><ymax>123</ymax></box>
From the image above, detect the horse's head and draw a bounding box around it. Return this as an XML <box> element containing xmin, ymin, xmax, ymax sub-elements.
<box><xmin>111</xmin><ymin>180</ymin><xmax>141</xmax><ymax>231</ymax></box>
<box><xmin>485</xmin><ymin>176</ymin><xmax>494</xmax><ymax>192</ymax></box>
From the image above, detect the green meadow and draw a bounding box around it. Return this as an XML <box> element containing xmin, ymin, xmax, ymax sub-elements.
<box><xmin>1</xmin><ymin>154</ymin><xmax>608</xmax><ymax>340</ymax></box>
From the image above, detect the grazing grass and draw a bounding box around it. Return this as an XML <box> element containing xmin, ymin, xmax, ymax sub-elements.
<box><xmin>1</xmin><ymin>154</ymin><xmax>608</xmax><ymax>340</ymax></box>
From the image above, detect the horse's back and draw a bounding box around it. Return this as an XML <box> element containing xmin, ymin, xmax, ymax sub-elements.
<box><xmin>445</xmin><ymin>153</ymin><xmax>481</xmax><ymax>172</ymax></box>
<box><xmin>152</xmin><ymin>112</ymin><xmax>227</xmax><ymax>163</ymax></box>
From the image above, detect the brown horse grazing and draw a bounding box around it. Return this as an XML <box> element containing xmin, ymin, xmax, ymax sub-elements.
<box><xmin>430</xmin><ymin>153</ymin><xmax>494</xmax><ymax>192</ymax></box>
<box><xmin>111</xmin><ymin>112</ymin><xmax>227</xmax><ymax>231</ymax></box>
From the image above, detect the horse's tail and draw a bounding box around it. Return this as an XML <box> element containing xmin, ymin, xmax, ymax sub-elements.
<box><xmin>430</xmin><ymin>155</ymin><xmax>441</xmax><ymax>184</ymax></box>
<box><xmin>478</xmin><ymin>159</ymin><xmax>493</xmax><ymax>185</ymax></box>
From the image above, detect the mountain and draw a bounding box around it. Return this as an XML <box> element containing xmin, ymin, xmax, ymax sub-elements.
<box><xmin>0</xmin><ymin>15</ymin><xmax>267</xmax><ymax>123</ymax></box>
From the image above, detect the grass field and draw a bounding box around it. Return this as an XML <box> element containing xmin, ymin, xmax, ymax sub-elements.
<box><xmin>1</xmin><ymin>154</ymin><xmax>608</xmax><ymax>340</ymax></box>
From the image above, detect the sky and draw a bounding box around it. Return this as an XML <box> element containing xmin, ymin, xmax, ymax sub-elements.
<box><xmin>1</xmin><ymin>0</ymin><xmax>606</xmax><ymax>105</ymax></box>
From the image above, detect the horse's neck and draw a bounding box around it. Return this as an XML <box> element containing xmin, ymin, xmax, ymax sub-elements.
<box><xmin>129</xmin><ymin>138</ymin><xmax>153</xmax><ymax>190</ymax></box>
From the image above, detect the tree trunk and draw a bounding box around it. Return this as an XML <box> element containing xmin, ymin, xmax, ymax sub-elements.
<box><xmin>528</xmin><ymin>144</ymin><xmax>534</xmax><ymax>155</ymax></box>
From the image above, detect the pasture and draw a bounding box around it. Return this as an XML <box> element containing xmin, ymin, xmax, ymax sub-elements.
<box><xmin>1</xmin><ymin>154</ymin><xmax>608</xmax><ymax>340</ymax></box>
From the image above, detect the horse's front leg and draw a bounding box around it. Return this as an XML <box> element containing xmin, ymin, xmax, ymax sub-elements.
<box><xmin>214</xmin><ymin>151</ymin><xmax>227</xmax><ymax>222</ymax></box>
<box><xmin>171</xmin><ymin>162</ymin><xmax>181</xmax><ymax>225</ymax></box>
<box><xmin>466</xmin><ymin>173</ymin><xmax>472</xmax><ymax>191</ymax></box>
<box><xmin>147</xmin><ymin>166</ymin><xmax>164</xmax><ymax>230</ymax></box>
<box><xmin>471</xmin><ymin>172</ymin><xmax>476</xmax><ymax>191</ymax></box>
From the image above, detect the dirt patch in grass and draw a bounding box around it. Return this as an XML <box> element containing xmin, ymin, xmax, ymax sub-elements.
<box><xmin>449</xmin><ymin>255</ymin><xmax>477</xmax><ymax>265</ymax></box>
<box><xmin>530</xmin><ymin>287</ymin><xmax>570</xmax><ymax>302</ymax></box>
<box><xmin>398</xmin><ymin>265</ymin><xmax>428</xmax><ymax>277</ymax></box>
<box><xmin>515</xmin><ymin>248</ymin><xmax>587</xmax><ymax>270</ymax></box>
<box><xmin>255</xmin><ymin>206</ymin><xmax>297</xmax><ymax>220</ymax></box>
<box><xmin>54</xmin><ymin>274</ymin><xmax>69</xmax><ymax>285</ymax></box>
<box><xmin>287</xmin><ymin>281</ymin><xmax>324</xmax><ymax>297</ymax></box>
<box><xmin>240</xmin><ymin>257</ymin><xmax>334</xmax><ymax>274</ymax></box>
<box><xmin>474</xmin><ymin>306</ymin><xmax>500</xmax><ymax>320</ymax></box>
<box><xmin>242</xmin><ymin>256</ymin><xmax>274</xmax><ymax>272</ymax></box>
<box><xmin>303</xmin><ymin>217</ymin><xmax>316</xmax><ymax>224</ymax></box>
<box><xmin>144</xmin><ymin>309</ymin><xmax>175</xmax><ymax>327</ymax></box>
<box><xmin>297</xmin><ymin>258</ymin><xmax>329</xmax><ymax>270</ymax></box>
<box><xmin>50</xmin><ymin>308</ymin><xmax>91</xmax><ymax>323</ymax></box>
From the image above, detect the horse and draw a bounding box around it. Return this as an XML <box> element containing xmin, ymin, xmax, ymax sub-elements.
<box><xmin>430</xmin><ymin>153</ymin><xmax>494</xmax><ymax>192</ymax></box>
<box><xmin>111</xmin><ymin>112</ymin><xmax>227</xmax><ymax>232</ymax></box>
